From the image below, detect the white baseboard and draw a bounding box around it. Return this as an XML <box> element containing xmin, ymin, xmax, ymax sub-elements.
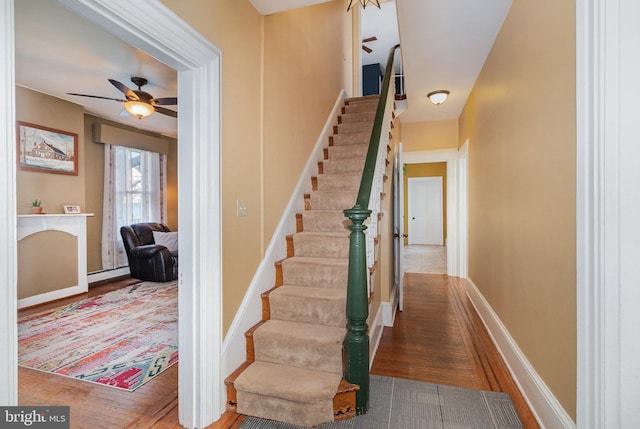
<box><xmin>87</xmin><ymin>267</ymin><xmax>130</xmax><ymax>284</ymax></box>
<box><xmin>18</xmin><ymin>284</ymin><xmax>87</xmax><ymax>309</ymax></box>
<box><xmin>369</xmin><ymin>303</ymin><xmax>384</xmax><ymax>369</ymax></box>
<box><xmin>465</xmin><ymin>278</ymin><xmax>576</xmax><ymax>429</ymax></box>
<box><xmin>382</xmin><ymin>283</ymin><xmax>399</xmax><ymax>327</ymax></box>
<box><xmin>19</xmin><ymin>266</ymin><xmax>132</xmax><ymax>309</ymax></box>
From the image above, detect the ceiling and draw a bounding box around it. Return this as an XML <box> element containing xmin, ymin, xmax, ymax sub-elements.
<box><xmin>15</xmin><ymin>0</ymin><xmax>512</xmax><ymax>137</ymax></box>
<box><xmin>15</xmin><ymin>0</ymin><xmax>178</xmax><ymax>138</ymax></box>
<box><xmin>394</xmin><ymin>0</ymin><xmax>512</xmax><ymax>122</ymax></box>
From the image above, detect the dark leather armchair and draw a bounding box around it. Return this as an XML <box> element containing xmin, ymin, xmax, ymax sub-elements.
<box><xmin>120</xmin><ymin>222</ymin><xmax>178</xmax><ymax>282</ymax></box>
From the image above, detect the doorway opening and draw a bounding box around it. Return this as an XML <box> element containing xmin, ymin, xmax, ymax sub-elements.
<box><xmin>399</xmin><ymin>147</ymin><xmax>468</xmax><ymax>279</ymax></box>
<box><xmin>2</xmin><ymin>1</ymin><xmax>223</xmax><ymax>427</ymax></box>
<box><xmin>404</xmin><ymin>163</ymin><xmax>447</xmax><ymax>275</ymax></box>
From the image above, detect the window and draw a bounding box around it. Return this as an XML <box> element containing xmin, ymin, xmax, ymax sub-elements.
<box><xmin>115</xmin><ymin>146</ymin><xmax>162</xmax><ymax>227</ymax></box>
<box><xmin>102</xmin><ymin>144</ymin><xmax>166</xmax><ymax>270</ymax></box>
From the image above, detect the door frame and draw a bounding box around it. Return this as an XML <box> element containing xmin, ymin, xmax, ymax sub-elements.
<box><xmin>577</xmin><ymin>0</ymin><xmax>640</xmax><ymax>426</ymax></box>
<box><xmin>393</xmin><ymin>142</ymin><xmax>404</xmax><ymax>314</ymax></box>
<box><xmin>403</xmin><ymin>148</ymin><xmax>466</xmax><ymax>277</ymax></box>
<box><xmin>407</xmin><ymin>176</ymin><xmax>444</xmax><ymax>245</ymax></box>
<box><xmin>0</xmin><ymin>1</ymin><xmax>223</xmax><ymax>427</ymax></box>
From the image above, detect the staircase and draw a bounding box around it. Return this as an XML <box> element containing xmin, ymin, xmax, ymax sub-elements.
<box><xmin>225</xmin><ymin>95</ymin><xmax>379</xmax><ymax>427</ymax></box>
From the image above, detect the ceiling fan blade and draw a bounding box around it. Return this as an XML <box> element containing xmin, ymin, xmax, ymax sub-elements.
<box><xmin>153</xmin><ymin>97</ymin><xmax>178</xmax><ymax>106</ymax></box>
<box><xmin>362</xmin><ymin>45</ymin><xmax>373</xmax><ymax>53</ymax></box>
<box><xmin>155</xmin><ymin>106</ymin><xmax>178</xmax><ymax>118</ymax></box>
<box><xmin>362</xmin><ymin>36</ymin><xmax>377</xmax><ymax>43</ymax></box>
<box><xmin>108</xmin><ymin>79</ymin><xmax>139</xmax><ymax>101</ymax></box>
<box><xmin>67</xmin><ymin>93</ymin><xmax>126</xmax><ymax>102</ymax></box>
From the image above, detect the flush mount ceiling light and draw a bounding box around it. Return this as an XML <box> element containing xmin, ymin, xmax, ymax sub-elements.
<box><xmin>427</xmin><ymin>90</ymin><xmax>450</xmax><ymax>106</ymax></box>
<box><xmin>347</xmin><ymin>0</ymin><xmax>381</xmax><ymax>12</ymax></box>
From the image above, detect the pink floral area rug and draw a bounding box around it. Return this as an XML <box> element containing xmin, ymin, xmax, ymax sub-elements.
<box><xmin>18</xmin><ymin>281</ymin><xmax>178</xmax><ymax>391</ymax></box>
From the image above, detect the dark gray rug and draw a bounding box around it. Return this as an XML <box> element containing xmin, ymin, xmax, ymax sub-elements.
<box><xmin>240</xmin><ymin>374</ymin><xmax>524</xmax><ymax>429</ymax></box>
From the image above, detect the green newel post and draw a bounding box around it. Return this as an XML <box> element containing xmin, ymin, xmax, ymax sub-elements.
<box><xmin>343</xmin><ymin>204</ymin><xmax>371</xmax><ymax>415</ymax></box>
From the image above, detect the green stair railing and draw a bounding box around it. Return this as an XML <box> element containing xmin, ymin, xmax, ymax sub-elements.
<box><xmin>344</xmin><ymin>43</ymin><xmax>400</xmax><ymax>415</ymax></box>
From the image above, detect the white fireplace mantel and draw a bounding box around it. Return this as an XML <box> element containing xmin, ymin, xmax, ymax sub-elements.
<box><xmin>17</xmin><ymin>213</ymin><xmax>94</xmax><ymax>309</ymax></box>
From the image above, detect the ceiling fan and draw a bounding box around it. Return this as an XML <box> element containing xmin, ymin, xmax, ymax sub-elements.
<box><xmin>67</xmin><ymin>77</ymin><xmax>177</xmax><ymax>119</ymax></box>
<box><xmin>362</xmin><ymin>36</ymin><xmax>377</xmax><ymax>53</ymax></box>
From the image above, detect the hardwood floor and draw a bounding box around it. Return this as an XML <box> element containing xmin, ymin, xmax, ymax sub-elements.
<box><xmin>17</xmin><ymin>274</ymin><xmax>538</xmax><ymax>428</ymax></box>
<box><xmin>370</xmin><ymin>273</ymin><xmax>539</xmax><ymax>428</ymax></box>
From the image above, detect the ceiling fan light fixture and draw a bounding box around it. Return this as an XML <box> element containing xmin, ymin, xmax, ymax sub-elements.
<box><xmin>347</xmin><ymin>0</ymin><xmax>381</xmax><ymax>12</ymax></box>
<box><xmin>427</xmin><ymin>90</ymin><xmax>450</xmax><ymax>106</ymax></box>
<box><xmin>125</xmin><ymin>100</ymin><xmax>154</xmax><ymax>119</ymax></box>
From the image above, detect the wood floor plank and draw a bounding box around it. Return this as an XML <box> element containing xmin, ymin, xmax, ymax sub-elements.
<box><xmin>18</xmin><ymin>273</ymin><xmax>539</xmax><ymax>428</ymax></box>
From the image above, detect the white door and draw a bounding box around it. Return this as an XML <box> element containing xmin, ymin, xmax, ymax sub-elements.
<box><xmin>408</xmin><ymin>177</ymin><xmax>443</xmax><ymax>245</ymax></box>
<box><xmin>393</xmin><ymin>143</ymin><xmax>405</xmax><ymax>311</ymax></box>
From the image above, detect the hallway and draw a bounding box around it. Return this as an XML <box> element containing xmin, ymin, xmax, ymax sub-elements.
<box><xmin>370</xmin><ymin>273</ymin><xmax>539</xmax><ymax>428</ymax></box>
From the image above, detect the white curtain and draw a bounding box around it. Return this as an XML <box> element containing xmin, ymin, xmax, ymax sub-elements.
<box><xmin>102</xmin><ymin>144</ymin><xmax>166</xmax><ymax>270</ymax></box>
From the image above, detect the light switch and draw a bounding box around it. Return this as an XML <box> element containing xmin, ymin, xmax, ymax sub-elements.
<box><xmin>236</xmin><ymin>199</ymin><xmax>248</xmax><ymax>217</ymax></box>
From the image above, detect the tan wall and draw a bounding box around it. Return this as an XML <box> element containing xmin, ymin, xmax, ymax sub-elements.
<box><xmin>458</xmin><ymin>0</ymin><xmax>576</xmax><ymax>420</ymax></box>
<box><xmin>16</xmin><ymin>86</ymin><xmax>86</xmax><ymax>215</ymax></box>
<box><xmin>16</xmin><ymin>86</ymin><xmax>85</xmax><ymax>298</ymax></box>
<box><xmin>18</xmin><ymin>232</ymin><xmax>77</xmax><ymax>299</ymax></box>
<box><xmin>160</xmin><ymin>0</ymin><xmax>265</xmax><ymax>335</ymax></box>
<box><xmin>262</xmin><ymin>1</ymin><xmax>346</xmax><ymax>243</ymax></box>
<box><xmin>400</xmin><ymin>119</ymin><xmax>458</xmax><ymax>152</ymax></box>
<box><xmin>163</xmin><ymin>0</ymin><xmax>344</xmax><ymax>332</ymax></box>
<box><xmin>162</xmin><ymin>0</ymin><xmax>347</xmax><ymax>334</ymax></box>
<box><xmin>403</xmin><ymin>162</ymin><xmax>447</xmax><ymax>245</ymax></box>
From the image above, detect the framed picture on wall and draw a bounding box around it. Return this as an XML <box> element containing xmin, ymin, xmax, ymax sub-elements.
<box><xmin>16</xmin><ymin>121</ymin><xmax>78</xmax><ymax>176</ymax></box>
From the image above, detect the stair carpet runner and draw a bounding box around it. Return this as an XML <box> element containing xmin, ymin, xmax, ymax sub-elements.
<box><xmin>226</xmin><ymin>96</ymin><xmax>380</xmax><ymax>428</ymax></box>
